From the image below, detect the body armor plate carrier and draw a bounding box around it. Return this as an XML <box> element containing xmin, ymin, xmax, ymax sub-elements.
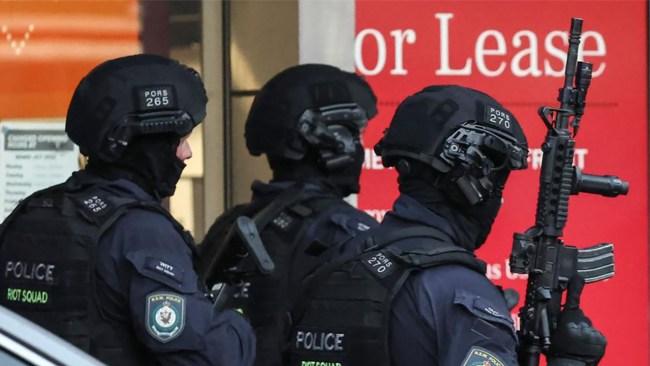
<box><xmin>0</xmin><ymin>173</ymin><xmax>193</xmax><ymax>366</ymax></box>
<box><xmin>200</xmin><ymin>184</ymin><xmax>356</xmax><ymax>366</ymax></box>
<box><xmin>288</xmin><ymin>225</ymin><xmax>487</xmax><ymax>366</ymax></box>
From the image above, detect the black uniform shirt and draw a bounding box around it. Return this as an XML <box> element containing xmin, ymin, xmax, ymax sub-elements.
<box><xmin>385</xmin><ymin>195</ymin><xmax>518</xmax><ymax>366</ymax></box>
<box><xmin>95</xmin><ymin>178</ymin><xmax>255</xmax><ymax>366</ymax></box>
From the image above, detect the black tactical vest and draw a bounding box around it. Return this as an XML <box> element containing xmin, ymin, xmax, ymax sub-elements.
<box><xmin>0</xmin><ymin>174</ymin><xmax>191</xmax><ymax>366</ymax></box>
<box><xmin>200</xmin><ymin>184</ymin><xmax>358</xmax><ymax>366</ymax></box>
<box><xmin>288</xmin><ymin>226</ymin><xmax>487</xmax><ymax>366</ymax></box>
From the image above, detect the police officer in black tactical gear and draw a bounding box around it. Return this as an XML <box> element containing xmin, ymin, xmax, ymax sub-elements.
<box><xmin>0</xmin><ymin>55</ymin><xmax>255</xmax><ymax>366</ymax></box>
<box><xmin>289</xmin><ymin>85</ymin><xmax>607</xmax><ymax>366</ymax></box>
<box><xmin>199</xmin><ymin>64</ymin><xmax>379</xmax><ymax>366</ymax></box>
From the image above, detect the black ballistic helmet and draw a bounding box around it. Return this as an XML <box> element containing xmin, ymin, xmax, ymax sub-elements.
<box><xmin>245</xmin><ymin>64</ymin><xmax>377</xmax><ymax>169</ymax></box>
<box><xmin>375</xmin><ymin>85</ymin><xmax>528</xmax><ymax>206</ymax></box>
<box><xmin>66</xmin><ymin>54</ymin><xmax>207</xmax><ymax>162</ymax></box>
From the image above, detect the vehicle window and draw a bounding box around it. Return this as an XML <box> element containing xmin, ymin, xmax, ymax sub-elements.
<box><xmin>0</xmin><ymin>331</ymin><xmax>56</xmax><ymax>366</ymax></box>
<box><xmin>0</xmin><ymin>349</ymin><xmax>30</xmax><ymax>366</ymax></box>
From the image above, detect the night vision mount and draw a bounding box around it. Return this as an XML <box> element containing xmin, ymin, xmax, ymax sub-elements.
<box><xmin>296</xmin><ymin>102</ymin><xmax>368</xmax><ymax>170</ymax></box>
<box><xmin>437</xmin><ymin>122</ymin><xmax>528</xmax><ymax>205</ymax></box>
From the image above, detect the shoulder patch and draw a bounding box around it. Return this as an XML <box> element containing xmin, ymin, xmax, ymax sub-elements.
<box><xmin>272</xmin><ymin>211</ymin><xmax>295</xmax><ymax>231</ymax></box>
<box><xmin>79</xmin><ymin>194</ymin><xmax>111</xmax><ymax>216</ymax></box>
<box><xmin>474</xmin><ymin>296</ymin><xmax>507</xmax><ymax>319</ymax></box>
<box><xmin>146</xmin><ymin>292</ymin><xmax>186</xmax><ymax>343</ymax></box>
<box><xmin>453</xmin><ymin>288</ymin><xmax>516</xmax><ymax>339</ymax></box>
<box><xmin>461</xmin><ymin>346</ymin><xmax>506</xmax><ymax>366</ymax></box>
<box><xmin>144</xmin><ymin>257</ymin><xmax>184</xmax><ymax>285</ymax></box>
<box><xmin>357</xmin><ymin>222</ymin><xmax>371</xmax><ymax>232</ymax></box>
<box><xmin>360</xmin><ymin>251</ymin><xmax>396</xmax><ymax>279</ymax></box>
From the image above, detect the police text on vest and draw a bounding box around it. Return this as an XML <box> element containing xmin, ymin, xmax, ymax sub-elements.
<box><xmin>4</xmin><ymin>261</ymin><xmax>55</xmax><ymax>283</ymax></box>
<box><xmin>295</xmin><ymin>331</ymin><xmax>345</xmax><ymax>352</ymax></box>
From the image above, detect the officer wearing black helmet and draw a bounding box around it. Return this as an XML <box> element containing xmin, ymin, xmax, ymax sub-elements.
<box><xmin>199</xmin><ymin>64</ymin><xmax>379</xmax><ymax>366</ymax></box>
<box><xmin>289</xmin><ymin>85</ymin><xmax>607</xmax><ymax>366</ymax></box>
<box><xmin>0</xmin><ymin>55</ymin><xmax>254</xmax><ymax>366</ymax></box>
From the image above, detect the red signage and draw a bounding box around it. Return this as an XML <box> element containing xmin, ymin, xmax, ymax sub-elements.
<box><xmin>356</xmin><ymin>2</ymin><xmax>648</xmax><ymax>364</ymax></box>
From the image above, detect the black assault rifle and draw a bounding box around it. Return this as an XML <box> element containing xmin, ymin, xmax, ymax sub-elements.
<box><xmin>205</xmin><ymin>216</ymin><xmax>275</xmax><ymax>310</ymax></box>
<box><xmin>509</xmin><ymin>18</ymin><xmax>629</xmax><ymax>366</ymax></box>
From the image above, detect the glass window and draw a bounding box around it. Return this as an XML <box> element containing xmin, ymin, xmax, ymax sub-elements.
<box><xmin>0</xmin><ymin>350</ymin><xmax>30</xmax><ymax>366</ymax></box>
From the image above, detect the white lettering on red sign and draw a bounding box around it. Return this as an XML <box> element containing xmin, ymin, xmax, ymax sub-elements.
<box><xmin>363</xmin><ymin>148</ymin><xmax>385</xmax><ymax>170</ymax></box>
<box><xmin>354</xmin><ymin>12</ymin><xmax>607</xmax><ymax>78</ymax></box>
<box><xmin>527</xmin><ymin>148</ymin><xmax>588</xmax><ymax>171</ymax></box>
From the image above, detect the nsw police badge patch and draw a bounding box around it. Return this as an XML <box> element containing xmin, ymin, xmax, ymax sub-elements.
<box><xmin>146</xmin><ymin>293</ymin><xmax>185</xmax><ymax>343</ymax></box>
<box><xmin>461</xmin><ymin>346</ymin><xmax>505</xmax><ymax>366</ymax></box>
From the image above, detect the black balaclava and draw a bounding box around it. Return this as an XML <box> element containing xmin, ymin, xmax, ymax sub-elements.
<box><xmin>86</xmin><ymin>133</ymin><xmax>185</xmax><ymax>199</ymax></box>
<box><xmin>398</xmin><ymin>161</ymin><xmax>505</xmax><ymax>252</ymax></box>
<box><xmin>267</xmin><ymin>135</ymin><xmax>365</xmax><ymax>197</ymax></box>
<box><xmin>329</xmin><ymin>141</ymin><xmax>365</xmax><ymax>195</ymax></box>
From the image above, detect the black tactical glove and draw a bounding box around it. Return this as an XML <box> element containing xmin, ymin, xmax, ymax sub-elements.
<box><xmin>547</xmin><ymin>276</ymin><xmax>607</xmax><ymax>366</ymax></box>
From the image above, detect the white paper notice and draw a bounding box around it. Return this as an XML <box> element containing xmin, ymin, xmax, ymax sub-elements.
<box><xmin>0</xmin><ymin>122</ymin><xmax>79</xmax><ymax>221</ymax></box>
